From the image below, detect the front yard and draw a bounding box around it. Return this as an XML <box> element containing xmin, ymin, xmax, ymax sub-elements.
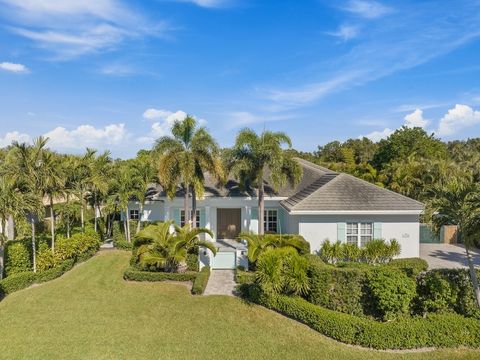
<box><xmin>0</xmin><ymin>251</ymin><xmax>478</xmax><ymax>360</ymax></box>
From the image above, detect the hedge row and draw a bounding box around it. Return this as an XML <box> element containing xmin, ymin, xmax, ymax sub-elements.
<box><xmin>235</xmin><ymin>270</ymin><xmax>256</xmax><ymax>285</ymax></box>
<box><xmin>123</xmin><ymin>268</ymin><xmax>197</xmax><ymax>282</ymax></box>
<box><xmin>241</xmin><ymin>285</ymin><xmax>480</xmax><ymax>349</ymax></box>
<box><xmin>192</xmin><ymin>266</ymin><xmax>210</xmax><ymax>295</ymax></box>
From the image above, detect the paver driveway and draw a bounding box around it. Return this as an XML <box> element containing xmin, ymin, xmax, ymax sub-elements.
<box><xmin>420</xmin><ymin>244</ymin><xmax>480</xmax><ymax>269</ymax></box>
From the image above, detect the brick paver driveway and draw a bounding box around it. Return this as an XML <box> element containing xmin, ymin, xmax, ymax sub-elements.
<box><xmin>420</xmin><ymin>244</ymin><xmax>480</xmax><ymax>269</ymax></box>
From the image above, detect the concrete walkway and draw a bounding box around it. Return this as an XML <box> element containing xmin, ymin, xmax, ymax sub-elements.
<box><xmin>420</xmin><ymin>244</ymin><xmax>480</xmax><ymax>269</ymax></box>
<box><xmin>204</xmin><ymin>270</ymin><xmax>236</xmax><ymax>296</ymax></box>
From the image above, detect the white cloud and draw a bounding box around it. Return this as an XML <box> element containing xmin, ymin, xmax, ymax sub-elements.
<box><xmin>143</xmin><ymin>108</ymin><xmax>174</xmax><ymax>120</ymax></box>
<box><xmin>44</xmin><ymin>123</ymin><xmax>127</xmax><ymax>149</ymax></box>
<box><xmin>326</xmin><ymin>24</ymin><xmax>359</xmax><ymax>41</ymax></box>
<box><xmin>1</xmin><ymin>0</ymin><xmax>168</xmax><ymax>59</ymax></box>
<box><xmin>343</xmin><ymin>0</ymin><xmax>391</xmax><ymax>19</ymax></box>
<box><xmin>362</xmin><ymin>128</ymin><xmax>393</xmax><ymax>142</ymax></box>
<box><xmin>138</xmin><ymin>109</ymin><xmax>191</xmax><ymax>144</ymax></box>
<box><xmin>404</xmin><ymin>109</ymin><xmax>428</xmax><ymax>128</ymax></box>
<box><xmin>0</xmin><ymin>61</ymin><xmax>29</xmax><ymax>73</ymax></box>
<box><xmin>0</xmin><ymin>131</ymin><xmax>32</xmax><ymax>147</ymax></box>
<box><xmin>100</xmin><ymin>63</ymin><xmax>135</xmax><ymax>76</ymax></box>
<box><xmin>177</xmin><ymin>0</ymin><xmax>231</xmax><ymax>8</ymax></box>
<box><xmin>437</xmin><ymin>104</ymin><xmax>480</xmax><ymax>136</ymax></box>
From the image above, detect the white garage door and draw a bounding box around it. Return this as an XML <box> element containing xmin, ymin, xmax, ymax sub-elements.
<box><xmin>211</xmin><ymin>252</ymin><xmax>236</xmax><ymax>269</ymax></box>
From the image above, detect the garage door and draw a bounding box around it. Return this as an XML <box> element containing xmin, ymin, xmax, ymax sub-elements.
<box><xmin>211</xmin><ymin>252</ymin><xmax>236</xmax><ymax>269</ymax></box>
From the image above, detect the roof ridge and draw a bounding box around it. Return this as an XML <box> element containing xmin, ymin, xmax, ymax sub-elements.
<box><xmin>282</xmin><ymin>172</ymin><xmax>338</xmax><ymax>209</ymax></box>
<box><xmin>293</xmin><ymin>157</ymin><xmax>336</xmax><ymax>174</ymax></box>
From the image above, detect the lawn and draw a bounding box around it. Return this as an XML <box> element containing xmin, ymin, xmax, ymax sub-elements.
<box><xmin>0</xmin><ymin>251</ymin><xmax>478</xmax><ymax>360</ymax></box>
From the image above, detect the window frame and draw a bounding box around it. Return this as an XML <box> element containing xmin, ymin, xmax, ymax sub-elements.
<box><xmin>129</xmin><ymin>209</ymin><xmax>140</xmax><ymax>221</ymax></box>
<box><xmin>181</xmin><ymin>209</ymin><xmax>200</xmax><ymax>228</ymax></box>
<box><xmin>346</xmin><ymin>222</ymin><xmax>373</xmax><ymax>247</ymax></box>
<box><xmin>263</xmin><ymin>209</ymin><xmax>278</xmax><ymax>234</ymax></box>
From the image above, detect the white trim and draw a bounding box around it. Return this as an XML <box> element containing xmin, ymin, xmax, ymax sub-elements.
<box><xmin>152</xmin><ymin>196</ymin><xmax>288</xmax><ymax>201</ymax></box>
<box><xmin>286</xmin><ymin>210</ymin><xmax>423</xmax><ymax>215</ymax></box>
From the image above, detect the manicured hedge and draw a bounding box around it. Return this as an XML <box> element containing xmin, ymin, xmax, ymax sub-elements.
<box><xmin>0</xmin><ymin>271</ymin><xmax>36</xmax><ymax>298</ymax></box>
<box><xmin>192</xmin><ymin>266</ymin><xmax>210</xmax><ymax>295</ymax></box>
<box><xmin>387</xmin><ymin>258</ymin><xmax>429</xmax><ymax>277</ymax></box>
<box><xmin>187</xmin><ymin>253</ymin><xmax>199</xmax><ymax>272</ymax></box>
<box><xmin>235</xmin><ymin>270</ymin><xmax>256</xmax><ymax>285</ymax></box>
<box><xmin>35</xmin><ymin>258</ymin><xmax>76</xmax><ymax>283</ymax></box>
<box><xmin>241</xmin><ymin>285</ymin><xmax>480</xmax><ymax>349</ymax></box>
<box><xmin>4</xmin><ymin>240</ymin><xmax>32</xmax><ymax>275</ymax></box>
<box><xmin>123</xmin><ymin>267</ymin><xmax>197</xmax><ymax>282</ymax></box>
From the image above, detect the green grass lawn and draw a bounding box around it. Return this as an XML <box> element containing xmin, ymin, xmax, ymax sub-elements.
<box><xmin>0</xmin><ymin>251</ymin><xmax>479</xmax><ymax>360</ymax></box>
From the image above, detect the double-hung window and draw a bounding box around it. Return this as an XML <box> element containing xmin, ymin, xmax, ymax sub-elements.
<box><xmin>181</xmin><ymin>210</ymin><xmax>200</xmax><ymax>228</ymax></box>
<box><xmin>129</xmin><ymin>209</ymin><xmax>140</xmax><ymax>220</ymax></box>
<box><xmin>346</xmin><ymin>222</ymin><xmax>373</xmax><ymax>246</ymax></box>
<box><xmin>264</xmin><ymin>209</ymin><xmax>278</xmax><ymax>233</ymax></box>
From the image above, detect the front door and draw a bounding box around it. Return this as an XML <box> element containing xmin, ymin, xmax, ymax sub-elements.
<box><xmin>217</xmin><ymin>208</ymin><xmax>241</xmax><ymax>239</ymax></box>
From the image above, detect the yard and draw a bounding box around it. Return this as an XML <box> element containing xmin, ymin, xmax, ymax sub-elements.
<box><xmin>0</xmin><ymin>251</ymin><xmax>478</xmax><ymax>360</ymax></box>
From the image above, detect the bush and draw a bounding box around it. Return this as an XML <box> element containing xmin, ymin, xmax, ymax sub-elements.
<box><xmin>241</xmin><ymin>289</ymin><xmax>480</xmax><ymax>350</ymax></box>
<box><xmin>36</xmin><ymin>259</ymin><xmax>75</xmax><ymax>283</ymax></box>
<box><xmin>192</xmin><ymin>266</ymin><xmax>210</xmax><ymax>295</ymax></box>
<box><xmin>0</xmin><ymin>271</ymin><xmax>36</xmax><ymax>298</ymax></box>
<box><xmin>387</xmin><ymin>258</ymin><xmax>428</xmax><ymax>277</ymax></box>
<box><xmin>123</xmin><ymin>267</ymin><xmax>197</xmax><ymax>282</ymax></box>
<box><xmin>36</xmin><ymin>242</ymin><xmax>58</xmax><ymax>272</ymax></box>
<box><xmin>112</xmin><ymin>221</ymin><xmax>132</xmax><ymax>250</ymax></box>
<box><xmin>5</xmin><ymin>240</ymin><xmax>32</xmax><ymax>275</ymax></box>
<box><xmin>186</xmin><ymin>253</ymin><xmax>199</xmax><ymax>272</ymax></box>
<box><xmin>235</xmin><ymin>270</ymin><xmax>256</xmax><ymax>285</ymax></box>
<box><xmin>367</xmin><ymin>267</ymin><xmax>416</xmax><ymax>321</ymax></box>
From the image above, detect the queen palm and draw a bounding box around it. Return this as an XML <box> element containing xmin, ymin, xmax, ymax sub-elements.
<box><xmin>135</xmin><ymin>221</ymin><xmax>217</xmax><ymax>272</ymax></box>
<box><xmin>425</xmin><ymin>178</ymin><xmax>480</xmax><ymax>307</ymax></box>
<box><xmin>132</xmin><ymin>153</ymin><xmax>156</xmax><ymax>233</ymax></box>
<box><xmin>154</xmin><ymin>116</ymin><xmax>224</xmax><ymax>228</ymax></box>
<box><xmin>229</xmin><ymin>129</ymin><xmax>302</xmax><ymax>234</ymax></box>
<box><xmin>88</xmin><ymin>151</ymin><xmax>111</xmax><ymax>233</ymax></box>
<box><xmin>115</xmin><ymin>163</ymin><xmax>138</xmax><ymax>242</ymax></box>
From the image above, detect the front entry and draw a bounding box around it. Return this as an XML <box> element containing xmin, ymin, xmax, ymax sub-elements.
<box><xmin>217</xmin><ymin>208</ymin><xmax>241</xmax><ymax>239</ymax></box>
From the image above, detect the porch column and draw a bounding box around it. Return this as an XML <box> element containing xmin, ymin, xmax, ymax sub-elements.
<box><xmin>164</xmin><ymin>202</ymin><xmax>170</xmax><ymax>222</ymax></box>
<box><xmin>204</xmin><ymin>206</ymin><xmax>213</xmax><ymax>242</ymax></box>
<box><xmin>244</xmin><ymin>206</ymin><xmax>251</xmax><ymax>232</ymax></box>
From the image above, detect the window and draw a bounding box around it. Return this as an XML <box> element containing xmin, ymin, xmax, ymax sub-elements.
<box><xmin>264</xmin><ymin>209</ymin><xmax>278</xmax><ymax>233</ymax></box>
<box><xmin>346</xmin><ymin>222</ymin><xmax>373</xmax><ymax>247</ymax></box>
<box><xmin>129</xmin><ymin>209</ymin><xmax>140</xmax><ymax>221</ymax></box>
<box><xmin>181</xmin><ymin>210</ymin><xmax>200</xmax><ymax>228</ymax></box>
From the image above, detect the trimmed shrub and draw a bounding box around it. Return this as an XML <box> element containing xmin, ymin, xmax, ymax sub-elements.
<box><xmin>235</xmin><ymin>270</ymin><xmax>256</xmax><ymax>285</ymax></box>
<box><xmin>0</xmin><ymin>271</ymin><xmax>36</xmax><ymax>298</ymax></box>
<box><xmin>366</xmin><ymin>267</ymin><xmax>416</xmax><ymax>320</ymax></box>
<box><xmin>387</xmin><ymin>258</ymin><xmax>428</xmax><ymax>277</ymax></box>
<box><xmin>36</xmin><ymin>259</ymin><xmax>75</xmax><ymax>283</ymax></box>
<box><xmin>123</xmin><ymin>267</ymin><xmax>197</xmax><ymax>282</ymax></box>
<box><xmin>186</xmin><ymin>253</ymin><xmax>199</xmax><ymax>272</ymax></box>
<box><xmin>36</xmin><ymin>242</ymin><xmax>58</xmax><ymax>272</ymax></box>
<box><xmin>5</xmin><ymin>240</ymin><xmax>32</xmax><ymax>275</ymax></box>
<box><xmin>192</xmin><ymin>266</ymin><xmax>210</xmax><ymax>295</ymax></box>
<box><xmin>243</xmin><ymin>290</ymin><xmax>480</xmax><ymax>350</ymax></box>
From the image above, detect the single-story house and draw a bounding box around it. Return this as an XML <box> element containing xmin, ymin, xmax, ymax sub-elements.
<box><xmin>127</xmin><ymin>158</ymin><xmax>424</xmax><ymax>270</ymax></box>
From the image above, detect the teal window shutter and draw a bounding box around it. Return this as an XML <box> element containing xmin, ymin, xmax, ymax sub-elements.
<box><xmin>251</xmin><ymin>207</ymin><xmax>258</xmax><ymax>220</ymax></box>
<box><xmin>199</xmin><ymin>208</ymin><xmax>206</xmax><ymax>228</ymax></box>
<box><xmin>337</xmin><ymin>222</ymin><xmax>346</xmax><ymax>243</ymax></box>
<box><xmin>277</xmin><ymin>208</ymin><xmax>286</xmax><ymax>234</ymax></box>
<box><xmin>374</xmin><ymin>222</ymin><xmax>382</xmax><ymax>239</ymax></box>
<box><xmin>173</xmin><ymin>209</ymin><xmax>181</xmax><ymax>225</ymax></box>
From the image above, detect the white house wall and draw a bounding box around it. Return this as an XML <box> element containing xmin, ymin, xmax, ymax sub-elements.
<box><xmin>293</xmin><ymin>214</ymin><xmax>420</xmax><ymax>258</ymax></box>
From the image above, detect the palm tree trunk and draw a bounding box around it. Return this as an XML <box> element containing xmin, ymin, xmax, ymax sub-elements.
<box><xmin>80</xmin><ymin>189</ymin><xmax>85</xmax><ymax>231</ymax></box>
<box><xmin>49</xmin><ymin>196</ymin><xmax>55</xmax><ymax>254</ymax></box>
<box><xmin>184</xmin><ymin>184</ymin><xmax>190</xmax><ymax>226</ymax></box>
<box><xmin>136</xmin><ymin>202</ymin><xmax>144</xmax><ymax>234</ymax></box>
<box><xmin>466</xmin><ymin>246</ymin><xmax>480</xmax><ymax>307</ymax></box>
<box><xmin>31</xmin><ymin>218</ymin><xmax>36</xmax><ymax>274</ymax></box>
<box><xmin>7</xmin><ymin>214</ymin><xmax>15</xmax><ymax>240</ymax></box>
<box><xmin>123</xmin><ymin>217</ymin><xmax>128</xmax><ymax>241</ymax></box>
<box><xmin>94</xmin><ymin>193</ymin><xmax>98</xmax><ymax>233</ymax></box>
<box><xmin>258</xmin><ymin>179</ymin><xmax>265</xmax><ymax>235</ymax></box>
<box><xmin>125</xmin><ymin>207</ymin><xmax>131</xmax><ymax>242</ymax></box>
<box><xmin>0</xmin><ymin>237</ymin><xmax>5</xmax><ymax>280</ymax></box>
<box><xmin>191</xmin><ymin>186</ymin><xmax>197</xmax><ymax>228</ymax></box>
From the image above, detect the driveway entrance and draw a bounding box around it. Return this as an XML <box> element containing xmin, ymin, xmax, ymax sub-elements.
<box><xmin>420</xmin><ymin>244</ymin><xmax>480</xmax><ymax>269</ymax></box>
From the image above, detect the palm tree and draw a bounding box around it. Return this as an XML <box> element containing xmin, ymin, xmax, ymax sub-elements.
<box><xmin>424</xmin><ymin>178</ymin><xmax>480</xmax><ymax>307</ymax></box>
<box><xmin>73</xmin><ymin>149</ymin><xmax>96</xmax><ymax>230</ymax></box>
<box><xmin>237</xmin><ymin>233</ymin><xmax>309</xmax><ymax>265</ymax></box>
<box><xmin>115</xmin><ymin>163</ymin><xmax>138</xmax><ymax>242</ymax></box>
<box><xmin>132</xmin><ymin>153</ymin><xmax>156</xmax><ymax>233</ymax></box>
<box><xmin>88</xmin><ymin>151</ymin><xmax>111</xmax><ymax>233</ymax></box>
<box><xmin>229</xmin><ymin>129</ymin><xmax>302</xmax><ymax>234</ymax></box>
<box><xmin>135</xmin><ymin>221</ymin><xmax>217</xmax><ymax>272</ymax></box>
<box><xmin>153</xmin><ymin>116</ymin><xmax>224</xmax><ymax>228</ymax></box>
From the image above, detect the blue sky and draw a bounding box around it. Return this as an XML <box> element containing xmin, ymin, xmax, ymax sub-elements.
<box><xmin>1</xmin><ymin>0</ymin><xmax>480</xmax><ymax>158</ymax></box>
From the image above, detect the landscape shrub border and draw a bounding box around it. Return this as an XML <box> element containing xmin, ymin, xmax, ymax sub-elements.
<box><xmin>191</xmin><ymin>266</ymin><xmax>210</xmax><ymax>295</ymax></box>
<box><xmin>240</xmin><ymin>285</ymin><xmax>480</xmax><ymax>350</ymax></box>
<box><xmin>0</xmin><ymin>250</ymin><xmax>97</xmax><ymax>300</ymax></box>
<box><xmin>235</xmin><ymin>269</ymin><xmax>256</xmax><ymax>285</ymax></box>
<box><xmin>123</xmin><ymin>267</ymin><xmax>197</xmax><ymax>282</ymax></box>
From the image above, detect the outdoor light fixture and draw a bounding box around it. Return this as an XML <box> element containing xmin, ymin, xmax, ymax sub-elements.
<box><xmin>203</xmin><ymin>250</ymin><xmax>207</xmax><ymax>256</ymax></box>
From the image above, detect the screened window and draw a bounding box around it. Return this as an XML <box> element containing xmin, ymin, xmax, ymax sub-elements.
<box><xmin>346</xmin><ymin>222</ymin><xmax>373</xmax><ymax>247</ymax></box>
<box><xmin>181</xmin><ymin>210</ymin><xmax>200</xmax><ymax>228</ymax></box>
<box><xmin>129</xmin><ymin>209</ymin><xmax>140</xmax><ymax>220</ymax></box>
<box><xmin>264</xmin><ymin>209</ymin><xmax>278</xmax><ymax>233</ymax></box>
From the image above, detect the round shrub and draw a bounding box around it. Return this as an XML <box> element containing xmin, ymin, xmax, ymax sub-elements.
<box><xmin>367</xmin><ymin>267</ymin><xmax>416</xmax><ymax>321</ymax></box>
<box><xmin>417</xmin><ymin>271</ymin><xmax>456</xmax><ymax>313</ymax></box>
<box><xmin>5</xmin><ymin>240</ymin><xmax>32</xmax><ymax>275</ymax></box>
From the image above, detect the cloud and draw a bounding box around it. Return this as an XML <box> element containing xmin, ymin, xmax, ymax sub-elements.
<box><xmin>227</xmin><ymin>111</ymin><xmax>293</xmax><ymax>129</ymax></box>
<box><xmin>44</xmin><ymin>123</ymin><xmax>127</xmax><ymax>149</ymax></box>
<box><xmin>0</xmin><ymin>131</ymin><xmax>32</xmax><ymax>147</ymax></box>
<box><xmin>342</xmin><ymin>0</ymin><xmax>391</xmax><ymax>19</ymax></box>
<box><xmin>138</xmin><ymin>109</ymin><xmax>191</xmax><ymax>144</ymax></box>
<box><xmin>404</xmin><ymin>109</ymin><xmax>428</xmax><ymax>128</ymax></box>
<box><xmin>176</xmin><ymin>0</ymin><xmax>231</xmax><ymax>8</ymax></box>
<box><xmin>100</xmin><ymin>63</ymin><xmax>136</xmax><ymax>76</ymax></box>
<box><xmin>0</xmin><ymin>61</ymin><xmax>29</xmax><ymax>73</ymax></box>
<box><xmin>0</xmin><ymin>0</ymin><xmax>168</xmax><ymax>59</ymax></box>
<box><xmin>143</xmin><ymin>108</ymin><xmax>176</xmax><ymax>120</ymax></box>
<box><xmin>362</xmin><ymin>128</ymin><xmax>393</xmax><ymax>142</ymax></box>
<box><xmin>326</xmin><ymin>24</ymin><xmax>359</xmax><ymax>41</ymax></box>
<box><xmin>437</xmin><ymin>104</ymin><xmax>480</xmax><ymax>136</ymax></box>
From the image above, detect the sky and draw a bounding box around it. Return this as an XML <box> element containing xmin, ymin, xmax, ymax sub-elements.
<box><xmin>1</xmin><ymin>0</ymin><xmax>480</xmax><ymax>158</ymax></box>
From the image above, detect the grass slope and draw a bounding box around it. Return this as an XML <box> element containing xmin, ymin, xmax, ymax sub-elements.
<box><xmin>0</xmin><ymin>251</ymin><xmax>478</xmax><ymax>360</ymax></box>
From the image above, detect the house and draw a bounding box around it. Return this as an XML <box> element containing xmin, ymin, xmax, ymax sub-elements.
<box><xmin>127</xmin><ymin>158</ymin><xmax>424</xmax><ymax>270</ymax></box>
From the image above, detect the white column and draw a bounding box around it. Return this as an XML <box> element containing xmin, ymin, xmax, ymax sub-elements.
<box><xmin>164</xmin><ymin>201</ymin><xmax>170</xmax><ymax>222</ymax></box>
<box><xmin>204</xmin><ymin>206</ymin><xmax>213</xmax><ymax>242</ymax></box>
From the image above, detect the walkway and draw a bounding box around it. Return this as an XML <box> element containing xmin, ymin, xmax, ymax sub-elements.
<box><xmin>420</xmin><ymin>244</ymin><xmax>480</xmax><ymax>269</ymax></box>
<box><xmin>204</xmin><ymin>270</ymin><xmax>236</xmax><ymax>296</ymax></box>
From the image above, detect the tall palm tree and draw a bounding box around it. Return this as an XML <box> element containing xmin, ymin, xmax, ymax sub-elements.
<box><xmin>88</xmin><ymin>151</ymin><xmax>111</xmax><ymax>233</ymax></box>
<box><xmin>229</xmin><ymin>129</ymin><xmax>302</xmax><ymax>234</ymax></box>
<box><xmin>153</xmin><ymin>116</ymin><xmax>224</xmax><ymax>228</ymax></box>
<box><xmin>115</xmin><ymin>163</ymin><xmax>138</xmax><ymax>242</ymax></box>
<box><xmin>425</xmin><ymin>178</ymin><xmax>480</xmax><ymax>307</ymax></box>
<box><xmin>135</xmin><ymin>221</ymin><xmax>217</xmax><ymax>272</ymax></box>
<box><xmin>73</xmin><ymin>149</ymin><xmax>96</xmax><ymax>230</ymax></box>
<box><xmin>132</xmin><ymin>153</ymin><xmax>156</xmax><ymax>233</ymax></box>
